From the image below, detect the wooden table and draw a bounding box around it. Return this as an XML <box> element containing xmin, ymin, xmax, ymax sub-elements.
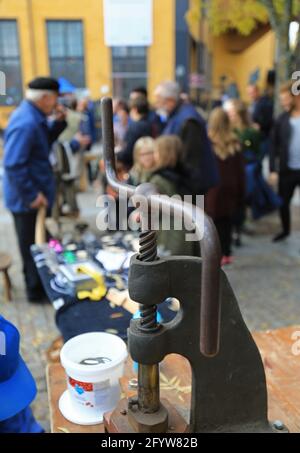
<box><xmin>47</xmin><ymin>326</ymin><xmax>300</xmax><ymax>433</ymax></box>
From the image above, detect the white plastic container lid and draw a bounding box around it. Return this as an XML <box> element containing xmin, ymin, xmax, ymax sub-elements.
<box><xmin>60</xmin><ymin>332</ymin><xmax>128</xmax><ymax>381</ymax></box>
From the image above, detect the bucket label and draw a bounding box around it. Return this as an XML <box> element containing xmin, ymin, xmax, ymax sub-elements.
<box><xmin>68</xmin><ymin>377</ymin><xmax>111</xmax><ymax>408</ymax></box>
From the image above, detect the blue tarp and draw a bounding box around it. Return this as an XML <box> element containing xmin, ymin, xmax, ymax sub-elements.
<box><xmin>58</xmin><ymin>77</ymin><xmax>76</xmax><ymax>94</ymax></box>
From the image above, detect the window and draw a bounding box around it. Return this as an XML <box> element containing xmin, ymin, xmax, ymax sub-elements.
<box><xmin>47</xmin><ymin>21</ymin><xmax>85</xmax><ymax>88</ymax></box>
<box><xmin>0</xmin><ymin>20</ymin><xmax>23</xmax><ymax>106</ymax></box>
<box><xmin>112</xmin><ymin>46</ymin><xmax>147</xmax><ymax>98</ymax></box>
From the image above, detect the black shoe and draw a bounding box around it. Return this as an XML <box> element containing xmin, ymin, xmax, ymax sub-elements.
<box><xmin>241</xmin><ymin>224</ymin><xmax>255</xmax><ymax>236</ymax></box>
<box><xmin>272</xmin><ymin>232</ymin><xmax>289</xmax><ymax>243</ymax></box>
<box><xmin>28</xmin><ymin>296</ymin><xmax>51</xmax><ymax>305</ymax></box>
<box><xmin>234</xmin><ymin>236</ymin><xmax>242</xmax><ymax>248</ymax></box>
<box><xmin>27</xmin><ymin>289</ymin><xmax>50</xmax><ymax>304</ymax></box>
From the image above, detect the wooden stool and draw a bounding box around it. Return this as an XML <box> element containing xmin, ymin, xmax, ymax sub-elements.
<box><xmin>0</xmin><ymin>253</ymin><xmax>12</xmax><ymax>302</ymax></box>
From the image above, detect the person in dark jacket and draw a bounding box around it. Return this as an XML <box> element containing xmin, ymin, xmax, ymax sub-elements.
<box><xmin>117</xmin><ymin>97</ymin><xmax>153</xmax><ymax>169</ymax></box>
<box><xmin>279</xmin><ymin>81</ymin><xmax>295</xmax><ymax>113</ymax></box>
<box><xmin>269</xmin><ymin>81</ymin><xmax>300</xmax><ymax>242</ymax></box>
<box><xmin>206</xmin><ymin>108</ymin><xmax>245</xmax><ymax>265</ymax></box>
<box><xmin>227</xmin><ymin>99</ymin><xmax>281</xmax><ymax>226</ymax></box>
<box><xmin>154</xmin><ymin>81</ymin><xmax>218</xmax><ymax>197</ymax></box>
<box><xmin>247</xmin><ymin>84</ymin><xmax>274</xmax><ymax>159</ymax></box>
<box><xmin>247</xmin><ymin>84</ymin><xmax>274</xmax><ymax>138</ymax></box>
<box><xmin>129</xmin><ymin>86</ymin><xmax>164</xmax><ymax>137</ymax></box>
<box><xmin>226</xmin><ymin>99</ymin><xmax>262</xmax><ymax>245</ymax></box>
<box><xmin>3</xmin><ymin>77</ymin><xmax>67</xmax><ymax>302</ymax></box>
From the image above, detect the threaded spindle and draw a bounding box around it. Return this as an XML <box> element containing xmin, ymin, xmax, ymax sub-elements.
<box><xmin>138</xmin><ymin>231</ymin><xmax>157</xmax><ymax>262</ymax></box>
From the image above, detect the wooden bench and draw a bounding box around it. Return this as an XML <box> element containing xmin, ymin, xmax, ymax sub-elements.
<box><xmin>0</xmin><ymin>253</ymin><xmax>12</xmax><ymax>302</ymax></box>
<box><xmin>46</xmin><ymin>326</ymin><xmax>300</xmax><ymax>433</ymax></box>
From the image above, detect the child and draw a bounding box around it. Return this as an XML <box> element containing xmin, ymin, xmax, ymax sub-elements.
<box><xmin>146</xmin><ymin>135</ymin><xmax>195</xmax><ymax>256</ymax></box>
<box><xmin>206</xmin><ymin>108</ymin><xmax>245</xmax><ymax>265</ymax></box>
<box><xmin>129</xmin><ymin>136</ymin><xmax>155</xmax><ymax>186</ymax></box>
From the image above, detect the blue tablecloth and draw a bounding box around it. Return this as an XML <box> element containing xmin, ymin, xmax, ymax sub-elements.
<box><xmin>31</xmin><ymin>237</ymin><xmax>176</xmax><ymax>342</ymax></box>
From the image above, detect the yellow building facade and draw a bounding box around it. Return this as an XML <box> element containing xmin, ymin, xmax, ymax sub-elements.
<box><xmin>0</xmin><ymin>0</ymin><xmax>275</xmax><ymax>129</ymax></box>
<box><xmin>186</xmin><ymin>0</ymin><xmax>275</xmax><ymax>103</ymax></box>
<box><xmin>0</xmin><ymin>0</ymin><xmax>175</xmax><ymax>128</ymax></box>
<box><xmin>212</xmin><ymin>29</ymin><xmax>275</xmax><ymax>101</ymax></box>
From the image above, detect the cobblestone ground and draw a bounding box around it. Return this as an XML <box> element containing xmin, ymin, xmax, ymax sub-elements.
<box><xmin>0</xmin><ymin>185</ymin><xmax>300</xmax><ymax>431</ymax></box>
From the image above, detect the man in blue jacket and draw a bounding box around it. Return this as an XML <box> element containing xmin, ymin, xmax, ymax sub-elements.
<box><xmin>154</xmin><ymin>81</ymin><xmax>218</xmax><ymax>197</ymax></box>
<box><xmin>3</xmin><ymin>77</ymin><xmax>67</xmax><ymax>302</ymax></box>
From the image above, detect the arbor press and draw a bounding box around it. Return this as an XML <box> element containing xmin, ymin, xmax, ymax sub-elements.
<box><xmin>100</xmin><ymin>98</ymin><xmax>287</xmax><ymax>434</ymax></box>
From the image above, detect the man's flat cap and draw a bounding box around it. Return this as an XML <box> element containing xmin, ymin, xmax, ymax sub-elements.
<box><xmin>28</xmin><ymin>77</ymin><xmax>60</xmax><ymax>92</ymax></box>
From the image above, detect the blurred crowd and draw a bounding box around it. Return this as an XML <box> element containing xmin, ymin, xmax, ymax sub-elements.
<box><xmin>104</xmin><ymin>79</ymin><xmax>299</xmax><ymax>265</ymax></box>
<box><xmin>1</xmin><ymin>74</ymin><xmax>300</xmax><ymax>434</ymax></box>
<box><xmin>2</xmin><ymin>75</ymin><xmax>300</xmax><ymax>303</ymax></box>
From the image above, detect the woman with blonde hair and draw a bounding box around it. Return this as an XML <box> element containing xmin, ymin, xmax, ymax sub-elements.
<box><xmin>225</xmin><ymin>99</ymin><xmax>263</xmax><ymax>163</ymax></box>
<box><xmin>153</xmin><ymin>135</ymin><xmax>182</xmax><ymax>172</ymax></box>
<box><xmin>129</xmin><ymin>136</ymin><xmax>155</xmax><ymax>186</ymax></box>
<box><xmin>225</xmin><ymin>99</ymin><xmax>251</xmax><ymax>130</ymax></box>
<box><xmin>208</xmin><ymin>107</ymin><xmax>241</xmax><ymax>160</ymax></box>
<box><xmin>225</xmin><ymin>99</ymin><xmax>262</xmax><ymax>246</ymax></box>
<box><xmin>147</xmin><ymin>135</ymin><xmax>183</xmax><ymax>199</ymax></box>
<box><xmin>206</xmin><ymin>108</ymin><xmax>245</xmax><ymax>265</ymax></box>
<box><xmin>145</xmin><ymin>135</ymin><xmax>194</xmax><ymax>256</ymax></box>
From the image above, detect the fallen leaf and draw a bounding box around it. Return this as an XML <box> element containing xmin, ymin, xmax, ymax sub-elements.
<box><xmin>110</xmin><ymin>313</ymin><xmax>124</xmax><ymax>319</ymax></box>
<box><xmin>105</xmin><ymin>329</ymin><xmax>118</xmax><ymax>335</ymax></box>
<box><xmin>169</xmin><ymin>376</ymin><xmax>178</xmax><ymax>386</ymax></box>
<box><xmin>57</xmin><ymin>427</ymin><xmax>70</xmax><ymax>433</ymax></box>
<box><xmin>159</xmin><ymin>372</ymin><xmax>169</xmax><ymax>384</ymax></box>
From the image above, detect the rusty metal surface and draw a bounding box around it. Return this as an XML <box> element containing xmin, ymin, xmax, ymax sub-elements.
<box><xmin>136</xmin><ymin>229</ymin><xmax>160</xmax><ymax>419</ymax></box>
<box><xmin>128</xmin><ymin>257</ymin><xmax>277</xmax><ymax>433</ymax></box>
<box><xmin>104</xmin><ymin>399</ymin><xmax>187</xmax><ymax>434</ymax></box>
<box><xmin>136</xmin><ymin>364</ymin><xmax>160</xmax><ymax>415</ymax></box>
<box><xmin>128</xmin><ymin>401</ymin><xmax>169</xmax><ymax>433</ymax></box>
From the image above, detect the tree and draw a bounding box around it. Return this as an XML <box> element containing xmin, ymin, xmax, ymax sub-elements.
<box><xmin>187</xmin><ymin>0</ymin><xmax>300</xmax><ymax>114</ymax></box>
<box><xmin>259</xmin><ymin>1</ymin><xmax>299</xmax><ymax>83</ymax></box>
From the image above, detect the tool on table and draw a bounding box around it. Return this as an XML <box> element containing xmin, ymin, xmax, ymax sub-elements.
<box><xmin>35</xmin><ymin>205</ymin><xmax>47</xmax><ymax>246</ymax></box>
<box><xmin>100</xmin><ymin>97</ymin><xmax>288</xmax><ymax>434</ymax></box>
<box><xmin>49</xmin><ymin>239</ymin><xmax>63</xmax><ymax>254</ymax></box>
<box><xmin>76</xmin><ymin>263</ymin><xmax>107</xmax><ymax>301</ymax></box>
<box><xmin>106</xmin><ymin>288</ymin><xmax>139</xmax><ymax>314</ymax></box>
<box><xmin>62</xmin><ymin>251</ymin><xmax>77</xmax><ymax>264</ymax></box>
<box><xmin>106</xmin><ymin>273</ymin><xmax>126</xmax><ymax>290</ymax></box>
<box><xmin>59</xmin><ymin>261</ymin><xmax>103</xmax><ymax>294</ymax></box>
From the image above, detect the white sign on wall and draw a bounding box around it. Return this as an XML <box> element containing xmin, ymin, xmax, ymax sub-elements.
<box><xmin>103</xmin><ymin>0</ymin><xmax>153</xmax><ymax>47</ymax></box>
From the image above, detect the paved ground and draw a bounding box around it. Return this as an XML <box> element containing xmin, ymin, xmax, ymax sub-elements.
<box><xmin>0</xmin><ymin>184</ymin><xmax>300</xmax><ymax>431</ymax></box>
<box><xmin>0</xmin><ymin>187</ymin><xmax>101</xmax><ymax>432</ymax></box>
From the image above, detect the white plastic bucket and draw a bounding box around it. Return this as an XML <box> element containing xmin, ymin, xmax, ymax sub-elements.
<box><xmin>59</xmin><ymin>332</ymin><xmax>128</xmax><ymax>425</ymax></box>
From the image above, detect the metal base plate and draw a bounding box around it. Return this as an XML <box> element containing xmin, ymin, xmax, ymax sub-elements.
<box><xmin>104</xmin><ymin>398</ymin><xmax>188</xmax><ymax>434</ymax></box>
